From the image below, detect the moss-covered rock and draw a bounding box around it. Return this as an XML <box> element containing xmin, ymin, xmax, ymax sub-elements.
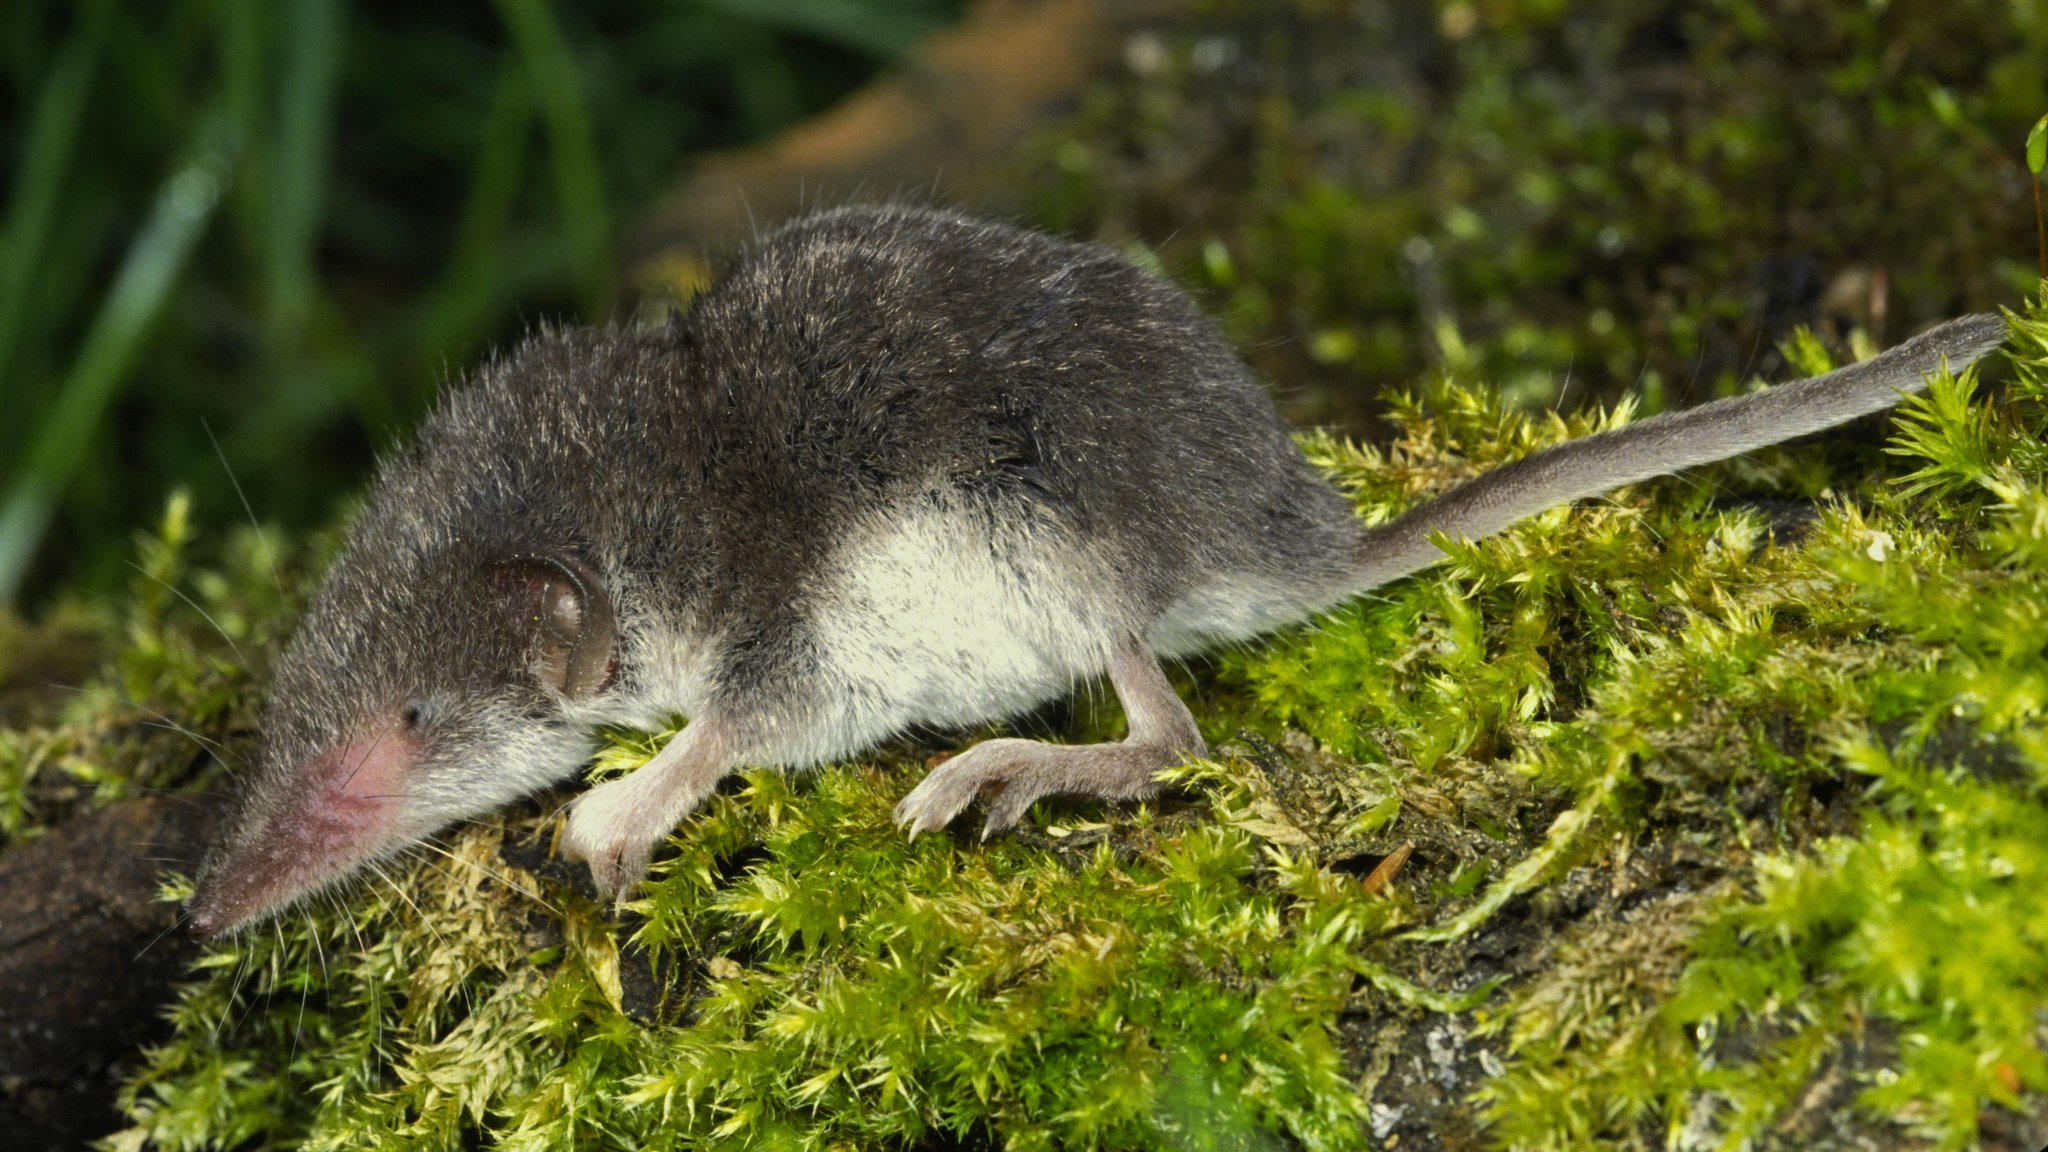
<box><xmin>9</xmin><ymin>3</ymin><xmax>2048</xmax><ymax>1143</ymax></box>
<box><xmin>0</xmin><ymin>301</ymin><xmax>2022</xmax><ymax>1149</ymax></box>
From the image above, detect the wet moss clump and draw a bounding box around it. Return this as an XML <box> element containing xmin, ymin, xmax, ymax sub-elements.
<box><xmin>1</xmin><ymin>297</ymin><xmax>2023</xmax><ymax>1148</ymax></box>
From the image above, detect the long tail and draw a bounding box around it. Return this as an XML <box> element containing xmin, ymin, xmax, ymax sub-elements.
<box><xmin>1349</xmin><ymin>312</ymin><xmax>2009</xmax><ymax>591</ymax></box>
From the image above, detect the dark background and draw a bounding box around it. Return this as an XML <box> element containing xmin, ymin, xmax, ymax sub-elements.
<box><xmin>0</xmin><ymin>0</ymin><xmax>962</xmax><ymax>604</ymax></box>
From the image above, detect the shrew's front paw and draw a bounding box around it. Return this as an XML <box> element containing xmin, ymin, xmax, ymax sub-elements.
<box><xmin>561</xmin><ymin>779</ymin><xmax>666</xmax><ymax>900</ymax></box>
<box><xmin>558</xmin><ymin>722</ymin><xmax>735</xmax><ymax>904</ymax></box>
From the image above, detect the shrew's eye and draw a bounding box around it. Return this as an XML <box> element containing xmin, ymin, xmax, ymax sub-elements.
<box><xmin>401</xmin><ymin>699</ymin><xmax>432</xmax><ymax>731</ymax></box>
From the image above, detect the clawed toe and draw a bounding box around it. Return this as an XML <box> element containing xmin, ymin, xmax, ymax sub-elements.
<box><xmin>892</xmin><ymin>740</ymin><xmax>1036</xmax><ymax>838</ymax></box>
<box><xmin>562</xmin><ymin>782</ymin><xmax>667</xmax><ymax>900</ymax></box>
<box><xmin>978</xmin><ymin>783</ymin><xmax>1042</xmax><ymax>840</ymax></box>
<box><xmin>561</xmin><ymin>817</ymin><xmax>656</xmax><ymax>900</ymax></box>
<box><xmin>597</xmin><ymin>843</ymin><xmax>652</xmax><ymax>899</ymax></box>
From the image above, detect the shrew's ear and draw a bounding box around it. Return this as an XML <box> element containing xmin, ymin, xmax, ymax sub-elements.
<box><xmin>492</xmin><ymin>554</ymin><xmax>617</xmax><ymax>698</ymax></box>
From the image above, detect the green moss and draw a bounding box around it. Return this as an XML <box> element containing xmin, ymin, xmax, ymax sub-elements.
<box><xmin>0</xmin><ymin>491</ymin><xmax>321</xmax><ymax>849</ymax></box>
<box><xmin>1479</xmin><ymin>304</ymin><xmax>2048</xmax><ymax>1149</ymax></box>
<box><xmin>116</xmin><ymin>766</ymin><xmax>1406</xmax><ymax>1150</ymax></box>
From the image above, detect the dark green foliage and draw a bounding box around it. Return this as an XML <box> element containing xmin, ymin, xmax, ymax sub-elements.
<box><xmin>1023</xmin><ymin>0</ymin><xmax>2045</xmax><ymax>432</ymax></box>
<box><xmin>0</xmin><ymin>0</ymin><xmax>961</xmax><ymax>604</ymax></box>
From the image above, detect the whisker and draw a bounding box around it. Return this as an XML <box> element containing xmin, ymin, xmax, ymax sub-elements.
<box><xmin>402</xmin><ymin>852</ymin><xmax>486</xmax><ymax>1015</ymax></box>
<box><xmin>137</xmin><ymin>785</ymin><xmax>227</xmax><ymax>803</ymax></box>
<box><xmin>367</xmin><ymin>859</ymin><xmax>448</xmax><ymax>951</ymax></box>
<box><xmin>334</xmin><ymin>885</ymin><xmax>372</xmax><ymax>959</ymax></box>
<box><xmin>414</xmin><ymin>835</ymin><xmax>560</xmax><ymax>916</ymax></box>
<box><xmin>41</xmin><ymin>682</ymin><xmax>246</xmax><ymax>769</ymax></box>
<box><xmin>211</xmin><ymin>946</ymin><xmax>252</xmax><ymax>1045</ymax></box>
<box><xmin>1680</xmin><ymin>331</ymin><xmax>1710</xmax><ymax>406</ymax></box>
<box><xmin>126</xmin><ymin>561</ymin><xmax>247</xmax><ymax>666</ymax></box>
<box><xmin>139</xmin><ymin>719</ymin><xmax>246</xmax><ymax>768</ymax></box>
<box><xmin>324</xmin><ymin>880</ymin><xmax>388</xmax><ymax>1059</ymax></box>
<box><xmin>302</xmin><ymin>905</ymin><xmax>329</xmax><ymax>1053</ymax></box>
<box><xmin>338</xmin><ymin>726</ymin><xmax>396</xmax><ymax>793</ymax></box>
<box><xmin>133</xmin><ymin>909</ymin><xmax>191</xmax><ymax>962</ymax></box>
<box><xmin>204</xmin><ymin>417</ymin><xmax>289</xmax><ymax>605</ymax></box>
<box><xmin>1738</xmin><ymin>314</ymin><xmax>1769</xmax><ymax>387</ymax></box>
<box><xmin>279</xmin><ymin>917</ymin><xmax>312</xmax><ymax>1064</ymax></box>
<box><xmin>319</xmin><ymin>883</ymin><xmax>389</xmax><ymax>1054</ymax></box>
<box><xmin>231</xmin><ymin>922</ymin><xmax>286</xmax><ymax>1039</ymax></box>
<box><xmin>1555</xmin><ymin>354</ymin><xmax>1577</xmax><ymax>414</ymax></box>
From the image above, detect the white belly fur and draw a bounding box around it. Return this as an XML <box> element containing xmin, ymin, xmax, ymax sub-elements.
<box><xmin>803</xmin><ymin>500</ymin><xmax>1125</xmax><ymax>761</ymax></box>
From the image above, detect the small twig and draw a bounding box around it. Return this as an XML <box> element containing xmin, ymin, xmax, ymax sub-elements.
<box><xmin>2029</xmin><ymin>114</ymin><xmax>2048</xmax><ymax>281</ymax></box>
<box><xmin>2034</xmin><ymin>175</ymin><xmax>2045</xmax><ymax>283</ymax></box>
<box><xmin>1360</xmin><ymin>841</ymin><xmax>1414</xmax><ymax>896</ymax></box>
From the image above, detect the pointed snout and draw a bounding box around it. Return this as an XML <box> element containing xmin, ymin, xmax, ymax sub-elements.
<box><xmin>185</xmin><ymin>724</ymin><xmax>421</xmax><ymax>939</ymax></box>
<box><xmin>184</xmin><ymin>880</ymin><xmax>242</xmax><ymax>940</ymax></box>
<box><xmin>183</xmin><ymin>814</ymin><xmax>324</xmax><ymax>939</ymax></box>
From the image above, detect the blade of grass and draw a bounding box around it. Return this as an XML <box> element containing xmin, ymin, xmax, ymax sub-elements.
<box><xmin>266</xmin><ymin>0</ymin><xmax>345</xmax><ymax>340</ymax></box>
<box><xmin>216</xmin><ymin>0</ymin><xmax>386</xmax><ymax>481</ymax></box>
<box><xmin>260</xmin><ymin>0</ymin><xmax>399</xmax><ymax>457</ymax></box>
<box><xmin>688</xmin><ymin>0</ymin><xmax>947</xmax><ymax>59</ymax></box>
<box><xmin>492</xmin><ymin>0</ymin><xmax>609</xmax><ymax>317</ymax></box>
<box><xmin>96</xmin><ymin>0</ymin><xmax>191</xmax><ymax>135</ymax></box>
<box><xmin>0</xmin><ymin>20</ymin><xmax>103</xmax><ymax>403</ymax></box>
<box><xmin>219</xmin><ymin>0</ymin><xmax>265</xmax><ymax>141</ymax></box>
<box><xmin>0</xmin><ymin>140</ymin><xmax>234</xmax><ymax>604</ymax></box>
<box><xmin>2027</xmin><ymin>114</ymin><xmax>2046</xmax><ymax>282</ymax></box>
<box><xmin>416</xmin><ymin>57</ymin><xmax>533</xmax><ymax>359</ymax></box>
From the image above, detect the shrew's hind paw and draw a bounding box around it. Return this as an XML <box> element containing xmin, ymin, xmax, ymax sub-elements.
<box><xmin>892</xmin><ymin>739</ymin><xmax>1032</xmax><ymax>838</ymax></box>
<box><xmin>890</xmin><ymin>636</ymin><xmax>1205</xmax><ymax>840</ymax></box>
<box><xmin>892</xmin><ymin>737</ymin><xmax>1179</xmax><ymax>839</ymax></box>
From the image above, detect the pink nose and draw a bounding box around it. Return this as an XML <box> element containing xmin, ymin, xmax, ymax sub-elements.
<box><xmin>304</xmin><ymin>728</ymin><xmax>419</xmax><ymax>833</ymax></box>
<box><xmin>183</xmin><ymin>723</ymin><xmax>420</xmax><ymax>938</ymax></box>
<box><xmin>186</xmin><ymin>895</ymin><xmax>235</xmax><ymax>940</ymax></box>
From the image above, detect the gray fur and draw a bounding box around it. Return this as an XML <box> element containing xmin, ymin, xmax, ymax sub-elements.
<box><xmin>186</xmin><ymin>205</ymin><xmax>2007</xmax><ymax>935</ymax></box>
<box><xmin>1340</xmin><ymin>312</ymin><xmax>2009</xmax><ymax>592</ymax></box>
